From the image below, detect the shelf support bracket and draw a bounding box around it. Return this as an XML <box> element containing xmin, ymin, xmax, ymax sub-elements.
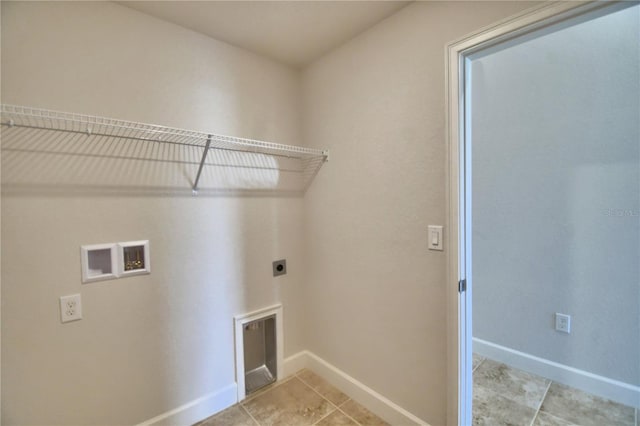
<box><xmin>192</xmin><ymin>135</ymin><xmax>212</xmax><ymax>195</ymax></box>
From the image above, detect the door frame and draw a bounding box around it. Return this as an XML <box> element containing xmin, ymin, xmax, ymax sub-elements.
<box><xmin>444</xmin><ymin>1</ymin><xmax>620</xmax><ymax>423</ymax></box>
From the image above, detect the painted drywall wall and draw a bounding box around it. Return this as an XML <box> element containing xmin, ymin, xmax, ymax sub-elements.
<box><xmin>300</xmin><ymin>2</ymin><xmax>538</xmax><ymax>424</ymax></box>
<box><xmin>471</xmin><ymin>4</ymin><xmax>640</xmax><ymax>385</ymax></box>
<box><xmin>1</xmin><ymin>2</ymin><xmax>305</xmax><ymax>425</ymax></box>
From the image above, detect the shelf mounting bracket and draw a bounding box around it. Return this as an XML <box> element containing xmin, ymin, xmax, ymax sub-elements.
<box><xmin>192</xmin><ymin>134</ymin><xmax>212</xmax><ymax>195</ymax></box>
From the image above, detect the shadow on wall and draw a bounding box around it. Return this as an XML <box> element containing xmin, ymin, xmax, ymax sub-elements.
<box><xmin>0</xmin><ymin>121</ymin><xmax>305</xmax><ymax>424</ymax></box>
<box><xmin>0</xmin><ymin>122</ymin><xmax>324</xmax><ymax>197</ymax></box>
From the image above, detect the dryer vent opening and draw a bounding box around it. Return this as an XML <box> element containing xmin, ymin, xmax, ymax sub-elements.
<box><xmin>243</xmin><ymin>315</ymin><xmax>277</xmax><ymax>395</ymax></box>
<box><xmin>234</xmin><ymin>304</ymin><xmax>283</xmax><ymax>401</ymax></box>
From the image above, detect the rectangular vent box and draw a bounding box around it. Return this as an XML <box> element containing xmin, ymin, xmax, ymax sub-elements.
<box><xmin>81</xmin><ymin>243</ymin><xmax>118</xmax><ymax>283</ymax></box>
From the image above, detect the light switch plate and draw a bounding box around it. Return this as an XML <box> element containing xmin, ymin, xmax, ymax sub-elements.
<box><xmin>428</xmin><ymin>226</ymin><xmax>443</xmax><ymax>251</ymax></box>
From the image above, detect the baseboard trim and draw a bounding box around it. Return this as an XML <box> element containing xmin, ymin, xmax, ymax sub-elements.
<box><xmin>136</xmin><ymin>383</ymin><xmax>237</xmax><ymax>426</ymax></box>
<box><xmin>139</xmin><ymin>349</ymin><xmax>433</xmax><ymax>426</ymax></box>
<box><xmin>284</xmin><ymin>350</ymin><xmax>430</xmax><ymax>426</ymax></box>
<box><xmin>283</xmin><ymin>350</ymin><xmax>309</xmax><ymax>377</ymax></box>
<box><xmin>473</xmin><ymin>338</ymin><xmax>640</xmax><ymax>408</ymax></box>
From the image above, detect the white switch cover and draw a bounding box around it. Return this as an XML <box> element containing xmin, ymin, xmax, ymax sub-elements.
<box><xmin>428</xmin><ymin>226</ymin><xmax>443</xmax><ymax>251</ymax></box>
<box><xmin>60</xmin><ymin>294</ymin><xmax>82</xmax><ymax>323</ymax></box>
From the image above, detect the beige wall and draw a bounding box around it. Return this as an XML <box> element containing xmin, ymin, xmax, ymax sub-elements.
<box><xmin>1</xmin><ymin>2</ymin><xmax>305</xmax><ymax>425</ymax></box>
<box><xmin>1</xmin><ymin>1</ymin><xmax>544</xmax><ymax>425</ymax></box>
<box><xmin>301</xmin><ymin>2</ymin><xmax>537</xmax><ymax>424</ymax></box>
<box><xmin>472</xmin><ymin>3</ymin><xmax>639</xmax><ymax>385</ymax></box>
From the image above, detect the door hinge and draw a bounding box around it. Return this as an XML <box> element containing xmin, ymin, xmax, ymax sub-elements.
<box><xmin>458</xmin><ymin>279</ymin><xmax>467</xmax><ymax>293</ymax></box>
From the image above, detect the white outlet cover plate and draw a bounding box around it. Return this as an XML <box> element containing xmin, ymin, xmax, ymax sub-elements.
<box><xmin>555</xmin><ymin>313</ymin><xmax>570</xmax><ymax>333</ymax></box>
<box><xmin>60</xmin><ymin>294</ymin><xmax>83</xmax><ymax>323</ymax></box>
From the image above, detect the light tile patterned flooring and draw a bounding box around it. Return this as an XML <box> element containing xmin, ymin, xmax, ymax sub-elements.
<box><xmin>196</xmin><ymin>369</ymin><xmax>389</xmax><ymax>426</ymax></box>
<box><xmin>473</xmin><ymin>354</ymin><xmax>639</xmax><ymax>426</ymax></box>
<box><xmin>197</xmin><ymin>360</ymin><xmax>639</xmax><ymax>426</ymax></box>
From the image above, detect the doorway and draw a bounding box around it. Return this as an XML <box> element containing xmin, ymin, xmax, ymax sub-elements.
<box><xmin>447</xmin><ymin>2</ymin><xmax>640</xmax><ymax>424</ymax></box>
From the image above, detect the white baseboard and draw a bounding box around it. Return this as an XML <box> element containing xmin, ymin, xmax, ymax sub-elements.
<box><xmin>138</xmin><ymin>350</ymin><xmax>432</xmax><ymax>426</ymax></box>
<box><xmin>284</xmin><ymin>350</ymin><xmax>430</xmax><ymax>426</ymax></box>
<box><xmin>473</xmin><ymin>338</ymin><xmax>640</xmax><ymax>409</ymax></box>
<box><xmin>283</xmin><ymin>350</ymin><xmax>309</xmax><ymax>377</ymax></box>
<box><xmin>136</xmin><ymin>383</ymin><xmax>237</xmax><ymax>426</ymax></box>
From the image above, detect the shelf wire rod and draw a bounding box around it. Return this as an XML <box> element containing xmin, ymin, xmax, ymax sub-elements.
<box><xmin>0</xmin><ymin>121</ymin><xmax>208</xmax><ymax>149</ymax></box>
<box><xmin>192</xmin><ymin>135</ymin><xmax>212</xmax><ymax>194</ymax></box>
<box><xmin>0</xmin><ymin>121</ymin><xmax>320</xmax><ymax>161</ymax></box>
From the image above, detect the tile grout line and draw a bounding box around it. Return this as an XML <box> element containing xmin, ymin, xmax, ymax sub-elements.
<box><xmin>338</xmin><ymin>398</ymin><xmax>352</xmax><ymax>408</ymax></box>
<box><xmin>296</xmin><ymin>372</ymin><xmax>364</xmax><ymax>426</ymax></box>
<box><xmin>472</xmin><ymin>356</ymin><xmax>485</xmax><ymax>373</ymax></box>
<box><xmin>240</xmin><ymin>375</ymin><xmax>299</xmax><ymax>426</ymax></box>
<box><xmin>311</xmin><ymin>408</ymin><xmax>339</xmax><ymax>426</ymax></box>
<box><xmin>311</xmin><ymin>406</ymin><xmax>366</xmax><ymax>426</ymax></box>
<box><xmin>295</xmin><ymin>374</ymin><xmax>342</xmax><ymax>408</ymax></box>
<box><xmin>239</xmin><ymin>403</ymin><xmax>261</xmax><ymax>426</ymax></box>
<box><xmin>334</xmin><ymin>404</ymin><xmax>366</xmax><ymax>426</ymax></box>
<box><xmin>528</xmin><ymin>379</ymin><xmax>552</xmax><ymax>426</ymax></box>
<box><xmin>293</xmin><ymin>373</ymin><xmax>342</xmax><ymax>424</ymax></box>
<box><xmin>295</xmin><ymin>370</ymin><xmax>346</xmax><ymax>409</ymax></box>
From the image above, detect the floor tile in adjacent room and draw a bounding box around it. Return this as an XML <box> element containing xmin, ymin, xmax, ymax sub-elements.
<box><xmin>540</xmin><ymin>383</ymin><xmax>635</xmax><ymax>426</ymax></box>
<box><xmin>472</xmin><ymin>354</ymin><xmax>485</xmax><ymax>371</ymax></box>
<box><xmin>473</xmin><ymin>383</ymin><xmax>537</xmax><ymax>426</ymax></box>
<box><xmin>315</xmin><ymin>409</ymin><xmax>358</xmax><ymax>426</ymax></box>
<box><xmin>532</xmin><ymin>411</ymin><xmax>575</xmax><ymax>426</ymax></box>
<box><xmin>297</xmin><ymin>369</ymin><xmax>350</xmax><ymax>406</ymax></box>
<box><xmin>339</xmin><ymin>399</ymin><xmax>390</xmax><ymax>426</ymax></box>
<box><xmin>242</xmin><ymin>377</ymin><xmax>334</xmax><ymax>426</ymax></box>
<box><xmin>196</xmin><ymin>405</ymin><xmax>256</xmax><ymax>426</ymax></box>
<box><xmin>473</xmin><ymin>359</ymin><xmax>550</xmax><ymax>409</ymax></box>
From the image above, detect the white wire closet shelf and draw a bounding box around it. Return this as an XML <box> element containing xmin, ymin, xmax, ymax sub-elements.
<box><xmin>0</xmin><ymin>104</ymin><xmax>328</xmax><ymax>196</ymax></box>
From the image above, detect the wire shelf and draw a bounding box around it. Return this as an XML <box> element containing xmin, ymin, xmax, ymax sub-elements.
<box><xmin>0</xmin><ymin>104</ymin><xmax>328</xmax><ymax>195</ymax></box>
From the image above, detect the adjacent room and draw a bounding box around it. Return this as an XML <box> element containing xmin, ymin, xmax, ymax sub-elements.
<box><xmin>1</xmin><ymin>1</ymin><xmax>638</xmax><ymax>426</ymax></box>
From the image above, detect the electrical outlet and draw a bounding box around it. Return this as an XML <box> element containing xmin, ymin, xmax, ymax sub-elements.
<box><xmin>272</xmin><ymin>259</ymin><xmax>287</xmax><ymax>277</ymax></box>
<box><xmin>60</xmin><ymin>294</ymin><xmax>82</xmax><ymax>323</ymax></box>
<box><xmin>555</xmin><ymin>313</ymin><xmax>570</xmax><ymax>334</ymax></box>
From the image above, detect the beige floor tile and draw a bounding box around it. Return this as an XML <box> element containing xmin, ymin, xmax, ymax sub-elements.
<box><xmin>243</xmin><ymin>376</ymin><xmax>290</xmax><ymax>402</ymax></box>
<box><xmin>532</xmin><ymin>411</ymin><xmax>575</xmax><ymax>426</ymax></box>
<box><xmin>196</xmin><ymin>405</ymin><xmax>256</xmax><ymax>426</ymax></box>
<box><xmin>315</xmin><ymin>410</ymin><xmax>358</xmax><ymax>426</ymax></box>
<box><xmin>473</xmin><ymin>384</ymin><xmax>537</xmax><ymax>426</ymax></box>
<box><xmin>473</xmin><ymin>359</ymin><xmax>550</xmax><ymax>409</ymax></box>
<box><xmin>243</xmin><ymin>377</ymin><xmax>334</xmax><ymax>426</ymax></box>
<box><xmin>340</xmin><ymin>399</ymin><xmax>389</xmax><ymax>426</ymax></box>
<box><xmin>297</xmin><ymin>369</ymin><xmax>350</xmax><ymax>406</ymax></box>
<box><xmin>540</xmin><ymin>383</ymin><xmax>635</xmax><ymax>426</ymax></box>
<box><xmin>472</xmin><ymin>354</ymin><xmax>485</xmax><ymax>371</ymax></box>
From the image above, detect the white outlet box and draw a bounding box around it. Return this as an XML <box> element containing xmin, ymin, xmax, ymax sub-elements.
<box><xmin>81</xmin><ymin>243</ymin><xmax>118</xmax><ymax>283</ymax></box>
<box><xmin>555</xmin><ymin>313</ymin><xmax>570</xmax><ymax>333</ymax></box>
<box><xmin>60</xmin><ymin>294</ymin><xmax>82</xmax><ymax>323</ymax></box>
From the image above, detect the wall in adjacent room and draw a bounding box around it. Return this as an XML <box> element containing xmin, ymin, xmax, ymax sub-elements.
<box><xmin>1</xmin><ymin>2</ymin><xmax>305</xmax><ymax>424</ymax></box>
<box><xmin>300</xmin><ymin>2</ymin><xmax>538</xmax><ymax>424</ymax></box>
<box><xmin>471</xmin><ymin>4</ymin><xmax>640</xmax><ymax>386</ymax></box>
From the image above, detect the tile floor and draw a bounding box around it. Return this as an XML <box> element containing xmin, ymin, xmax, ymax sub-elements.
<box><xmin>473</xmin><ymin>354</ymin><xmax>639</xmax><ymax>426</ymax></box>
<box><xmin>197</xmin><ymin>360</ymin><xmax>638</xmax><ymax>426</ymax></box>
<box><xmin>195</xmin><ymin>369</ymin><xmax>389</xmax><ymax>426</ymax></box>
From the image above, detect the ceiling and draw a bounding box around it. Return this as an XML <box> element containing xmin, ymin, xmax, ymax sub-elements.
<box><xmin>118</xmin><ymin>1</ymin><xmax>411</xmax><ymax>68</ymax></box>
